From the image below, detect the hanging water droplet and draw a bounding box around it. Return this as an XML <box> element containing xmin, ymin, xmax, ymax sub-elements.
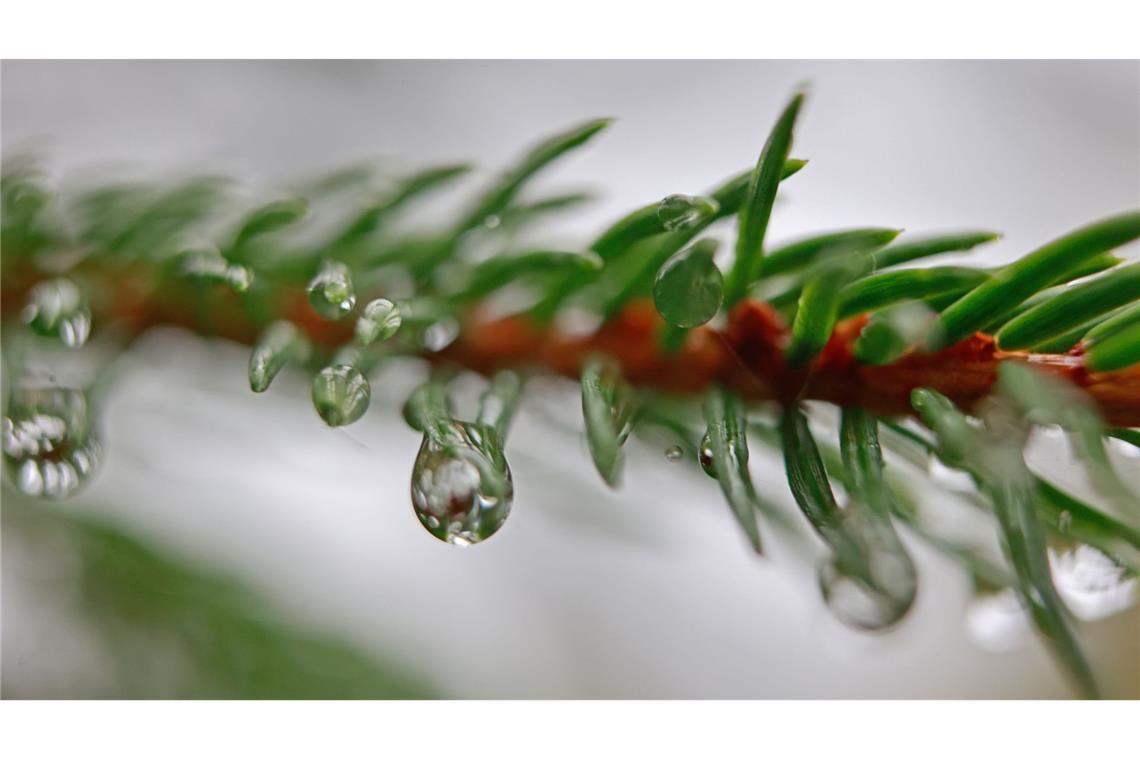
<box><xmin>657</xmin><ymin>194</ymin><xmax>719</xmax><ymax>232</ymax></box>
<box><xmin>664</xmin><ymin>445</ymin><xmax>683</xmax><ymax>462</ymax></box>
<box><xmin>818</xmin><ymin>511</ymin><xmax>917</xmax><ymax>631</ymax></box>
<box><xmin>419</xmin><ymin>318</ymin><xmax>460</xmax><ymax>352</ymax></box>
<box><xmin>411</xmin><ymin>422</ymin><xmax>513</xmax><ymax>546</ymax></box>
<box><xmin>21</xmin><ymin>277</ymin><xmax>93</xmax><ymax>348</ymax></box>
<box><xmin>307</xmin><ymin>261</ymin><xmax>356</xmax><ymax>319</ymax></box>
<box><xmin>698</xmin><ymin>432</ymin><xmax>717</xmax><ymax>478</ymax></box>
<box><xmin>818</xmin><ymin>541</ymin><xmax>917</xmax><ymax>632</ymax></box>
<box><xmin>249</xmin><ymin>321</ymin><xmax>307</xmax><ymax>393</ymax></box>
<box><xmin>2</xmin><ymin>386</ymin><xmax>103</xmax><ymax>499</ymax></box>
<box><xmin>311</xmin><ymin>365</ymin><xmax>370</xmax><ymax>427</ymax></box>
<box><xmin>355</xmin><ymin>298</ymin><xmax>402</xmax><ymax>344</ymax></box>
<box><xmin>652</xmin><ymin>238</ymin><xmax>724</xmax><ymax>329</ymax></box>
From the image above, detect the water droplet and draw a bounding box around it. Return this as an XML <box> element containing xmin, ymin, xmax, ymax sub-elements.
<box><xmin>819</xmin><ymin>543</ymin><xmax>917</xmax><ymax>631</ymax></box>
<box><xmin>311</xmin><ymin>365</ymin><xmax>370</xmax><ymax>427</ymax></box>
<box><xmin>2</xmin><ymin>386</ymin><xmax>102</xmax><ymax>499</ymax></box>
<box><xmin>657</xmin><ymin>194</ymin><xmax>718</xmax><ymax>232</ymax></box>
<box><xmin>664</xmin><ymin>445</ymin><xmax>683</xmax><ymax>462</ymax></box>
<box><xmin>355</xmin><ymin>298</ymin><xmax>402</xmax><ymax>344</ymax></box>
<box><xmin>306</xmin><ymin>261</ymin><xmax>356</xmax><ymax>319</ymax></box>
<box><xmin>483</xmin><ymin>214</ymin><xmax>501</xmax><ymax>229</ymax></box>
<box><xmin>419</xmin><ymin>318</ymin><xmax>460</xmax><ymax>352</ymax></box>
<box><xmin>1050</xmin><ymin>545</ymin><xmax>1138</xmax><ymax>621</ymax></box>
<box><xmin>411</xmin><ymin>422</ymin><xmax>513</xmax><ymax>546</ymax></box>
<box><xmin>249</xmin><ymin>321</ymin><xmax>307</xmax><ymax>393</ymax></box>
<box><xmin>652</xmin><ymin>238</ymin><xmax>724</xmax><ymax>328</ymax></box>
<box><xmin>926</xmin><ymin>454</ymin><xmax>976</xmax><ymax>491</ymax></box>
<box><xmin>698</xmin><ymin>432</ymin><xmax>717</xmax><ymax>478</ymax></box>
<box><xmin>21</xmin><ymin>277</ymin><xmax>93</xmax><ymax>348</ymax></box>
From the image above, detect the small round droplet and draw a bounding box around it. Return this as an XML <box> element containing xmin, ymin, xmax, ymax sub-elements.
<box><xmin>22</xmin><ymin>277</ymin><xmax>93</xmax><ymax>348</ymax></box>
<box><xmin>657</xmin><ymin>194</ymin><xmax>719</xmax><ymax>232</ymax></box>
<box><xmin>698</xmin><ymin>432</ymin><xmax>717</xmax><ymax>478</ymax></box>
<box><xmin>664</xmin><ymin>445</ymin><xmax>683</xmax><ymax>462</ymax></box>
<box><xmin>355</xmin><ymin>298</ymin><xmax>402</xmax><ymax>344</ymax></box>
<box><xmin>307</xmin><ymin>261</ymin><xmax>356</xmax><ymax>320</ymax></box>
<box><xmin>411</xmin><ymin>422</ymin><xmax>513</xmax><ymax>546</ymax></box>
<box><xmin>2</xmin><ymin>386</ymin><xmax>102</xmax><ymax>499</ymax></box>
<box><xmin>483</xmin><ymin>214</ymin><xmax>502</xmax><ymax>229</ymax></box>
<box><xmin>311</xmin><ymin>365</ymin><xmax>370</xmax><ymax>427</ymax></box>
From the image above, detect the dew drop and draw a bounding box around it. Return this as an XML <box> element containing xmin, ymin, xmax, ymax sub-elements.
<box><xmin>819</xmin><ymin>544</ymin><xmax>917</xmax><ymax>632</ymax></box>
<box><xmin>307</xmin><ymin>261</ymin><xmax>356</xmax><ymax>319</ymax></box>
<box><xmin>652</xmin><ymin>238</ymin><xmax>723</xmax><ymax>328</ymax></box>
<box><xmin>249</xmin><ymin>321</ymin><xmax>306</xmax><ymax>393</ymax></box>
<box><xmin>698</xmin><ymin>432</ymin><xmax>717</xmax><ymax>478</ymax></box>
<box><xmin>311</xmin><ymin>365</ymin><xmax>370</xmax><ymax>427</ymax></box>
<box><xmin>664</xmin><ymin>445</ymin><xmax>683</xmax><ymax>462</ymax></box>
<box><xmin>355</xmin><ymin>298</ymin><xmax>402</xmax><ymax>344</ymax></box>
<box><xmin>657</xmin><ymin>194</ymin><xmax>719</xmax><ymax>232</ymax></box>
<box><xmin>22</xmin><ymin>277</ymin><xmax>93</xmax><ymax>348</ymax></box>
<box><xmin>483</xmin><ymin>214</ymin><xmax>502</xmax><ymax>229</ymax></box>
<box><xmin>2</xmin><ymin>386</ymin><xmax>103</xmax><ymax>499</ymax></box>
<box><xmin>411</xmin><ymin>422</ymin><xmax>513</xmax><ymax>546</ymax></box>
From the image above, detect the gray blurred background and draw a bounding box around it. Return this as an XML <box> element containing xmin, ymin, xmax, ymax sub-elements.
<box><xmin>2</xmin><ymin>60</ymin><xmax>1138</xmax><ymax>698</ymax></box>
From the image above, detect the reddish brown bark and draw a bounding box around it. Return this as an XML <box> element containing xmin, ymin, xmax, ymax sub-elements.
<box><xmin>3</xmin><ymin>265</ymin><xmax>1139</xmax><ymax>426</ymax></box>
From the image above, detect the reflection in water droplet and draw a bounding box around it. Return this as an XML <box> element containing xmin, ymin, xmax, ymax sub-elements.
<box><xmin>22</xmin><ymin>277</ymin><xmax>93</xmax><ymax>348</ymax></box>
<box><xmin>966</xmin><ymin>589</ymin><xmax>1030</xmax><ymax>652</ymax></box>
<box><xmin>698</xmin><ymin>432</ymin><xmax>717</xmax><ymax>478</ymax></box>
<box><xmin>1050</xmin><ymin>545</ymin><xmax>1138</xmax><ymax>621</ymax></box>
<box><xmin>926</xmin><ymin>454</ymin><xmax>976</xmax><ymax>491</ymax></box>
<box><xmin>664</xmin><ymin>445</ymin><xmax>683</xmax><ymax>462</ymax></box>
<box><xmin>307</xmin><ymin>261</ymin><xmax>356</xmax><ymax>319</ymax></box>
<box><xmin>411</xmin><ymin>422</ymin><xmax>513</xmax><ymax>546</ymax></box>
<box><xmin>311</xmin><ymin>365</ymin><xmax>370</xmax><ymax>427</ymax></box>
<box><xmin>2</xmin><ymin>386</ymin><xmax>102</xmax><ymax>499</ymax></box>
<box><xmin>355</xmin><ymin>298</ymin><xmax>402</xmax><ymax>344</ymax></box>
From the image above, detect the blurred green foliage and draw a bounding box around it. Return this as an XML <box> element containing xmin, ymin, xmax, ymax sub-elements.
<box><xmin>2</xmin><ymin>491</ymin><xmax>438</xmax><ymax>699</ymax></box>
